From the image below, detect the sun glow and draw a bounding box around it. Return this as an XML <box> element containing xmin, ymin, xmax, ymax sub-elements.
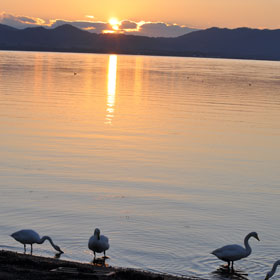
<box><xmin>109</xmin><ymin>18</ymin><xmax>120</xmax><ymax>31</ymax></box>
<box><xmin>109</xmin><ymin>18</ymin><xmax>119</xmax><ymax>25</ymax></box>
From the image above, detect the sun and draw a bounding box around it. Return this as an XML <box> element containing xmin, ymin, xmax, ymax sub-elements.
<box><xmin>109</xmin><ymin>18</ymin><xmax>120</xmax><ymax>31</ymax></box>
<box><xmin>109</xmin><ymin>18</ymin><xmax>119</xmax><ymax>25</ymax></box>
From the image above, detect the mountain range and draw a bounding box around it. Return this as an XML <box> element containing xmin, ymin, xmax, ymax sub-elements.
<box><xmin>1</xmin><ymin>23</ymin><xmax>280</xmax><ymax>60</ymax></box>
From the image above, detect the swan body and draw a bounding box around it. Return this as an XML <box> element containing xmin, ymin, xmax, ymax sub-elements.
<box><xmin>211</xmin><ymin>232</ymin><xmax>259</xmax><ymax>268</ymax></box>
<box><xmin>11</xmin><ymin>229</ymin><xmax>63</xmax><ymax>254</ymax></box>
<box><xmin>265</xmin><ymin>260</ymin><xmax>280</xmax><ymax>280</ymax></box>
<box><xmin>88</xmin><ymin>228</ymin><xmax>110</xmax><ymax>258</ymax></box>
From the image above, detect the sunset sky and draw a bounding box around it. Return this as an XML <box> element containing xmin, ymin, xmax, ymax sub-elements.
<box><xmin>1</xmin><ymin>0</ymin><xmax>280</xmax><ymax>37</ymax></box>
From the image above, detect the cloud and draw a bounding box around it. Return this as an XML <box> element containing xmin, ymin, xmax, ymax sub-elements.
<box><xmin>129</xmin><ymin>22</ymin><xmax>198</xmax><ymax>37</ymax></box>
<box><xmin>120</xmin><ymin>20</ymin><xmax>138</xmax><ymax>30</ymax></box>
<box><xmin>0</xmin><ymin>12</ymin><xmax>199</xmax><ymax>37</ymax></box>
<box><xmin>0</xmin><ymin>12</ymin><xmax>45</xmax><ymax>28</ymax></box>
<box><xmin>17</xmin><ymin>16</ymin><xmax>37</xmax><ymax>24</ymax></box>
<box><xmin>50</xmin><ymin>20</ymin><xmax>110</xmax><ymax>33</ymax></box>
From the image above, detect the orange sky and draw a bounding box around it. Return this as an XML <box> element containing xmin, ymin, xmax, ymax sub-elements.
<box><xmin>1</xmin><ymin>0</ymin><xmax>280</xmax><ymax>29</ymax></box>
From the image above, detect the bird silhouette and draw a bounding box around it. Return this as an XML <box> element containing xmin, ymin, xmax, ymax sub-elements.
<box><xmin>88</xmin><ymin>228</ymin><xmax>110</xmax><ymax>259</ymax></box>
<box><xmin>11</xmin><ymin>229</ymin><xmax>63</xmax><ymax>254</ymax></box>
<box><xmin>265</xmin><ymin>260</ymin><xmax>280</xmax><ymax>280</ymax></box>
<box><xmin>211</xmin><ymin>232</ymin><xmax>259</xmax><ymax>269</ymax></box>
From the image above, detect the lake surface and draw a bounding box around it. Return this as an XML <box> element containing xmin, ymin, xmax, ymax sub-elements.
<box><xmin>0</xmin><ymin>51</ymin><xmax>280</xmax><ymax>279</ymax></box>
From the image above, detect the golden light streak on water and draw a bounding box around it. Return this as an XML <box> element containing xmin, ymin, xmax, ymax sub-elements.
<box><xmin>105</xmin><ymin>55</ymin><xmax>117</xmax><ymax>124</ymax></box>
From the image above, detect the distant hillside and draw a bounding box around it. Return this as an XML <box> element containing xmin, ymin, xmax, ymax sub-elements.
<box><xmin>174</xmin><ymin>27</ymin><xmax>280</xmax><ymax>60</ymax></box>
<box><xmin>1</xmin><ymin>24</ymin><xmax>280</xmax><ymax>60</ymax></box>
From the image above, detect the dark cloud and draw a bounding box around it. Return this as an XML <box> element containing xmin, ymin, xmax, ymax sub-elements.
<box><xmin>0</xmin><ymin>12</ymin><xmax>44</xmax><ymax>28</ymax></box>
<box><xmin>18</xmin><ymin>16</ymin><xmax>37</xmax><ymax>24</ymax></box>
<box><xmin>120</xmin><ymin>20</ymin><xmax>137</xmax><ymax>30</ymax></box>
<box><xmin>130</xmin><ymin>22</ymin><xmax>198</xmax><ymax>37</ymax></box>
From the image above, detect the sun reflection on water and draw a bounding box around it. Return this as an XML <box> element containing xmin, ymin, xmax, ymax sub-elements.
<box><xmin>105</xmin><ymin>55</ymin><xmax>117</xmax><ymax>124</ymax></box>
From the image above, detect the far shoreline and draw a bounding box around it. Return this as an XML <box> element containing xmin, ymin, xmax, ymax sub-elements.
<box><xmin>1</xmin><ymin>48</ymin><xmax>279</xmax><ymax>63</ymax></box>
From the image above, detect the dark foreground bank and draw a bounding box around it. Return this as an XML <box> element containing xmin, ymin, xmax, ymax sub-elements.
<box><xmin>0</xmin><ymin>250</ymin><xmax>197</xmax><ymax>280</ymax></box>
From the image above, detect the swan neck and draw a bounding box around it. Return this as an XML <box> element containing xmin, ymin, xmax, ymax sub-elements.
<box><xmin>244</xmin><ymin>234</ymin><xmax>252</xmax><ymax>253</ymax></box>
<box><xmin>37</xmin><ymin>236</ymin><xmax>48</xmax><ymax>244</ymax></box>
<box><xmin>94</xmin><ymin>232</ymin><xmax>100</xmax><ymax>240</ymax></box>
<box><xmin>270</xmin><ymin>261</ymin><xmax>280</xmax><ymax>277</ymax></box>
<box><xmin>39</xmin><ymin>236</ymin><xmax>54</xmax><ymax>247</ymax></box>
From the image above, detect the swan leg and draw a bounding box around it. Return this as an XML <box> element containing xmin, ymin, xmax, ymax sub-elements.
<box><xmin>231</xmin><ymin>261</ymin><xmax>234</xmax><ymax>270</ymax></box>
<box><xmin>227</xmin><ymin>261</ymin><xmax>230</xmax><ymax>268</ymax></box>
<box><xmin>103</xmin><ymin>251</ymin><xmax>109</xmax><ymax>259</ymax></box>
<box><xmin>31</xmin><ymin>244</ymin><xmax>33</xmax><ymax>255</ymax></box>
<box><xmin>94</xmin><ymin>252</ymin><xmax>96</xmax><ymax>259</ymax></box>
<box><xmin>24</xmin><ymin>244</ymin><xmax>26</xmax><ymax>254</ymax></box>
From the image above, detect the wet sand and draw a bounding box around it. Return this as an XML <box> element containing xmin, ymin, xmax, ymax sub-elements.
<box><xmin>0</xmin><ymin>250</ymin><xmax>196</xmax><ymax>280</ymax></box>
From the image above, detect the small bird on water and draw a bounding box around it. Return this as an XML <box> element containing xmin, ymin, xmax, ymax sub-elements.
<box><xmin>211</xmin><ymin>231</ymin><xmax>260</xmax><ymax>269</ymax></box>
<box><xmin>11</xmin><ymin>229</ymin><xmax>64</xmax><ymax>254</ymax></box>
<box><xmin>88</xmin><ymin>228</ymin><xmax>110</xmax><ymax>259</ymax></box>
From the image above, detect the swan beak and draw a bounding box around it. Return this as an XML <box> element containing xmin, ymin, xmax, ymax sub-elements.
<box><xmin>256</xmin><ymin>236</ymin><xmax>260</xmax><ymax>241</ymax></box>
<box><xmin>58</xmin><ymin>247</ymin><xmax>64</xmax><ymax>254</ymax></box>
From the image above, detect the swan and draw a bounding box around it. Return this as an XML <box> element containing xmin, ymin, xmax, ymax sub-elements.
<box><xmin>88</xmin><ymin>228</ymin><xmax>110</xmax><ymax>258</ymax></box>
<box><xmin>265</xmin><ymin>260</ymin><xmax>280</xmax><ymax>280</ymax></box>
<box><xmin>11</xmin><ymin>229</ymin><xmax>64</xmax><ymax>254</ymax></box>
<box><xmin>211</xmin><ymin>231</ymin><xmax>260</xmax><ymax>268</ymax></box>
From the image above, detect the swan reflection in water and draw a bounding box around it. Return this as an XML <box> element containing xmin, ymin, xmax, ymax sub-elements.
<box><xmin>54</xmin><ymin>252</ymin><xmax>63</xmax><ymax>259</ymax></box>
<box><xmin>212</xmin><ymin>266</ymin><xmax>249</xmax><ymax>280</ymax></box>
<box><xmin>91</xmin><ymin>256</ymin><xmax>109</xmax><ymax>267</ymax></box>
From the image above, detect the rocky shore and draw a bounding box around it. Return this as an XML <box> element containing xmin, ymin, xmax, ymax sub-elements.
<box><xmin>0</xmin><ymin>250</ymin><xmax>196</xmax><ymax>280</ymax></box>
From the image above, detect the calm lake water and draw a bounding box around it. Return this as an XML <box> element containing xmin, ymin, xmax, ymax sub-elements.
<box><xmin>0</xmin><ymin>51</ymin><xmax>280</xmax><ymax>279</ymax></box>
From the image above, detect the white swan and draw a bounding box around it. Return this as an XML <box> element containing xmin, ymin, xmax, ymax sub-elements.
<box><xmin>265</xmin><ymin>260</ymin><xmax>280</xmax><ymax>280</ymax></box>
<box><xmin>211</xmin><ymin>231</ymin><xmax>260</xmax><ymax>268</ymax></box>
<box><xmin>11</xmin><ymin>229</ymin><xmax>64</xmax><ymax>254</ymax></box>
<box><xmin>88</xmin><ymin>228</ymin><xmax>110</xmax><ymax>258</ymax></box>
